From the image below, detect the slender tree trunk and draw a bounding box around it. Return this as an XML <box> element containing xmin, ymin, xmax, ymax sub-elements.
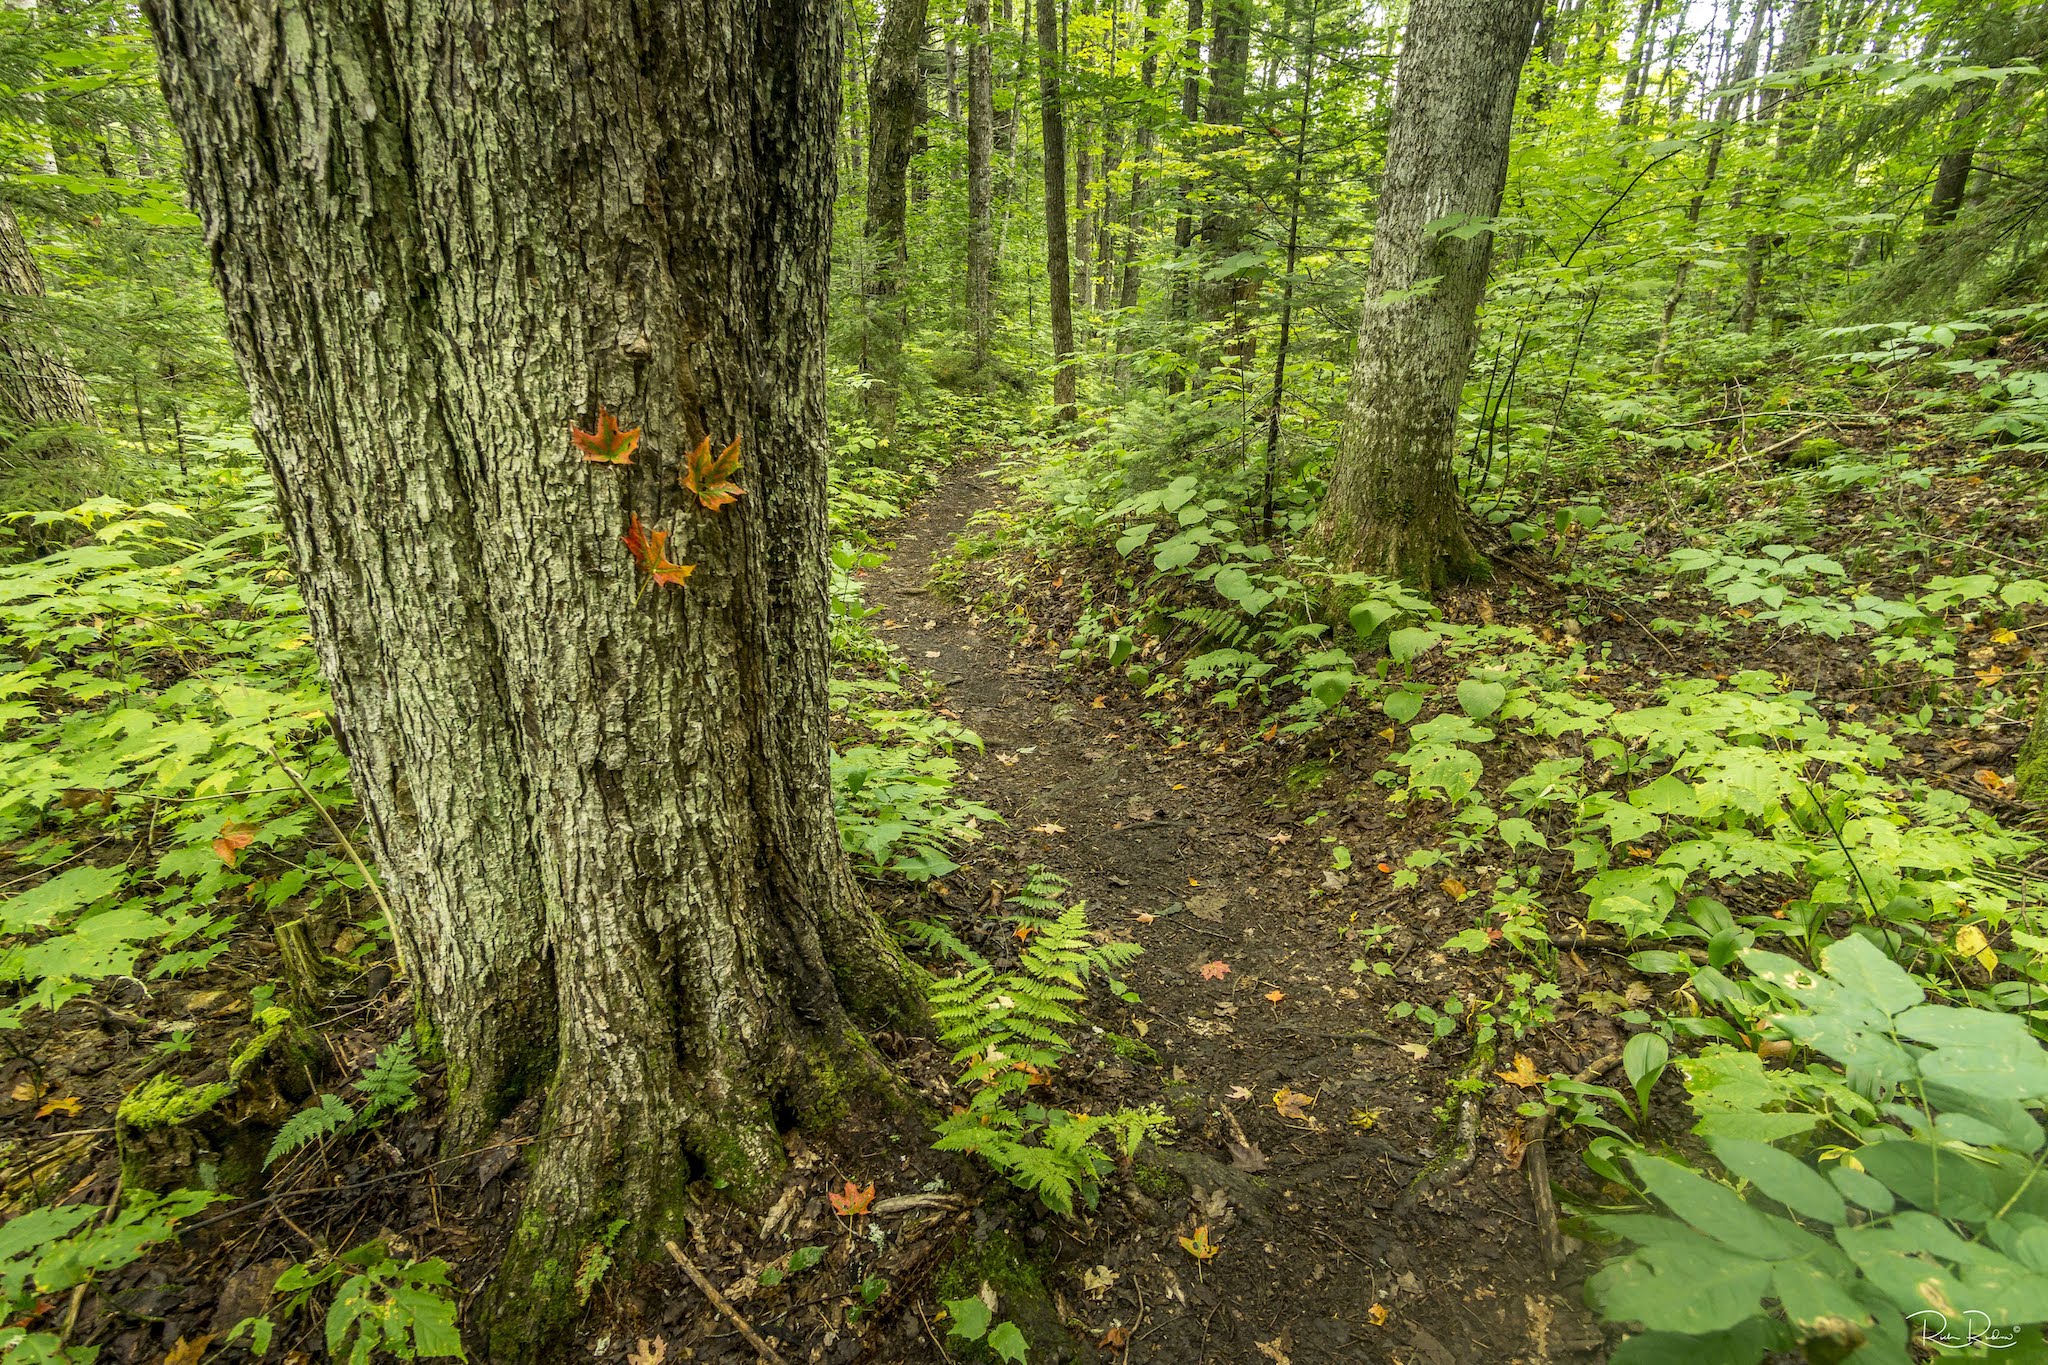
<box><xmin>1261</xmin><ymin>0</ymin><xmax>1319</xmax><ymax>540</ymax></box>
<box><xmin>1615</xmin><ymin>0</ymin><xmax>1658</xmax><ymax>127</ymax></box>
<box><xmin>1038</xmin><ymin>0</ymin><xmax>1079</xmax><ymax>416</ymax></box>
<box><xmin>0</xmin><ymin>204</ymin><xmax>96</xmax><ymax>461</ymax></box>
<box><xmin>1314</xmin><ymin>0</ymin><xmax>1543</xmax><ymax>586</ymax></box>
<box><xmin>1196</xmin><ymin>0</ymin><xmax>1250</xmax><ymax>368</ymax></box>
<box><xmin>1652</xmin><ymin>0</ymin><xmax>1764</xmax><ymax>375</ymax></box>
<box><xmin>969</xmin><ymin>0</ymin><xmax>999</xmax><ymax>370</ymax></box>
<box><xmin>864</xmin><ymin>0</ymin><xmax>935</xmax><ymax>423</ymax></box>
<box><xmin>144</xmin><ymin>2</ymin><xmax>920</xmax><ymax>1355</ymax></box>
<box><xmin>1923</xmin><ymin>88</ymin><xmax>1985</xmax><ymax>233</ymax></box>
<box><xmin>1115</xmin><ymin>0</ymin><xmax>1166</xmax><ymax>378</ymax></box>
<box><xmin>1165</xmin><ymin>0</ymin><xmax>1203</xmax><ymax>396</ymax></box>
<box><xmin>1735</xmin><ymin>0</ymin><xmax>1818</xmax><ymax>333</ymax></box>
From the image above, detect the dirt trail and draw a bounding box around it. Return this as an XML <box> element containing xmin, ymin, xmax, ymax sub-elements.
<box><xmin>861</xmin><ymin>467</ymin><xmax>1610</xmax><ymax>1364</ymax></box>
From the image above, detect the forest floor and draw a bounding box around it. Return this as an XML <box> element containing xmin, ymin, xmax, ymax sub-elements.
<box><xmin>14</xmin><ymin>369</ymin><xmax>2046</xmax><ymax>1364</ymax></box>
<box><xmin>842</xmin><ymin>463</ymin><xmax>1618</xmax><ymax>1365</ymax></box>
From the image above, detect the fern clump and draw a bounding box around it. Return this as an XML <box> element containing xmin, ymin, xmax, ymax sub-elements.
<box><xmin>910</xmin><ymin>869</ymin><xmax>1170</xmax><ymax>1216</ymax></box>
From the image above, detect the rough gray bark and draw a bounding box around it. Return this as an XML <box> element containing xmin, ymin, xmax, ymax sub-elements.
<box><xmin>1314</xmin><ymin>0</ymin><xmax>1543</xmax><ymax>587</ymax></box>
<box><xmin>1039</xmin><ymin>0</ymin><xmax>1079</xmax><ymax>417</ymax></box>
<box><xmin>968</xmin><ymin>0</ymin><xmax>998</xmax><ymax>369</ymax></box>
<box><xmin>0</xmin><ymin>204</ymin><xmax>96</xmax><ymax>460</ymax></box>
<box><xmin>144</xmin><ymin>0</ymin><xmax>920</xmax><ymax>1353</ymax></box>
<box><xmin>864</xmin><ymin>0</ymin><xmax>935</xmax><ymax>422</ymax></box>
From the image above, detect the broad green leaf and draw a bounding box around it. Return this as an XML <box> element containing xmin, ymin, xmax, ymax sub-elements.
<box><xmin>1456</xmin><ymin>679</ymin><xmax>1506</xmax><ymax>719</ymax></box>
<box><xmin>1709</xmin><ymin>1139</ymin><xmax>1846</xmax><ymax>1225</ymax></box>
<box><xmin>943</xmin><ymin>1295</ymin><xmax>992</xmax><ymax>1342</ymax></box>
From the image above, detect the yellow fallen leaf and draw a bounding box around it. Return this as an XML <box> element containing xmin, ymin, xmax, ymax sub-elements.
<box><xmin>1494</xmin><ymin>1054</ymin><xmax>1549</xmax><ymax>1090</ymax></box>
<box><xmin>1955</xmin><ymin>924</ymin><xmax>1999</xmax><ymax>973</ymax></box>
<box><xmin>1368</xmin><ymin>1303</ymin><xmax>1391</xmax><ymax>1327</ymax></box>
<box><xmin>1440</xmin><ymin>876</ymin><xmax>1469</xmax><ymax>899</ymax></box>
<box><xmin>1273</xmin><ymin>1087</ymin><xmax>1315</xmax><ymax>1121</ymax></box>
<box><xmin>36</xmin><ymin>1096</ymin><xmax>81</xmax><ymax>1118</ymax></box>
<box><xmin>1178</xmin><ymin>1224</ymin><xmax>1221</xmax><ymax>1260</ymax></box>
<box><xmin>1993</xmin><ymin>628</ymin><xmax>2020</xmax><ymax>644</ymax></box>
<box><xmin>1264</xmin><ymin>990</ymin><xmax>1286</xmax><ymax>1004</ymax></box>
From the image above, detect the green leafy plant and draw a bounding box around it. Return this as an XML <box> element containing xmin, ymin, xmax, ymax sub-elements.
<box><xmin>908</xmin><ymin>871</ymin><xmax>1170</xmax><ymax>1215</ymax></box>
<box><xmin>234</xmin><ymin>1241</ymin><xmax>465</xmax><ymax>1364</ymax></box>
<box><xmin>1591</xmin><ymin>934</ymin><xmax>2048</xmax><ymax>1362</ymax></box>
<box><xmin>0</xmin><ymin>1190</ymin><xmax>219</xmax><ymax>1363</ymax></box>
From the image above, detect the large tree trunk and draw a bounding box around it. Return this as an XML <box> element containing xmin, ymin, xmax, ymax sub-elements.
<box><xmin>1314</xmin><ymin>0</ymin><xmax>1543</xmax><ymax>586</ymax></box>
<box><xmin>864</xmin><ymin>0</ymin><xmax>935</xmax><ymax>424</ymax></box>
<box><xmin>0</xmin><ymin>204</ymin><xmax>96</xmax><ymax>461</ymax></box>
<box><xmin>1038</xmin><ymin>0</ymin><xmax>1079</xmax><ymax>417</ymax></box>
<box><xmin>968</xmin><ymin>0</ymin><xmax>999</xmax><ymax>370</ymax></box>
<box><xmin>144</xmin><ymin>0</ymin><xmax>920</xmax><ymax>1353</ymax></box>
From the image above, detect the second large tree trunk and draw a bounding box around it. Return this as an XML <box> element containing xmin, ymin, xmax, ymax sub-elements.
<box><xmin>864</xmin><ymin>0</ymin><xmax>935</xmax><ymax>424</ymax></box>
<box><xmin>0</xmin><ymin>204</ymin><xmax>96</xmax><ymax>463</ymax></box>
<box><xmin>145</xmin><ymin>1</ymin><xmax>921</xmax><ymax>1355</ymax></box>
<box><xmin>1314</xmin><ymin>0</ymin><xmax>1542</xmax><ymax>587</ymax></box>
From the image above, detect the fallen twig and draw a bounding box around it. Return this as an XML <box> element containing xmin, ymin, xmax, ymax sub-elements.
<box><xmin>665</xmin><ymin>1239</ymin><xmax>791</xmax><ymax>1365</ymax></box>
<box><xmin>1524</xmin><ymin>1049</ymin><xmax>1622</xmax><ymax>1269</ymax></box>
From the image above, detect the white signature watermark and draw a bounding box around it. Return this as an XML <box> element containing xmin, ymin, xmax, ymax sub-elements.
<box><xmin>1907</xmin><ymin>1310</ymin><xmax>2029</xmax><ymax>1350</ymax></box>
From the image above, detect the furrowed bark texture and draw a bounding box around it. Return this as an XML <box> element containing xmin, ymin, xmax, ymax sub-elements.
<box><xmin>1314</xmin><ymin>0</ymin><xmax>1542</xmax><ymax>587</ymax></box>
<box><xmin>0</xmin><ymin>203</ymin><xmax>96</xmax><ymax>456</ymax></box>
<box><xmin>144</xmin><ymin>0</ymin><xmax>917</xmax><ymax>1350</ymax></box>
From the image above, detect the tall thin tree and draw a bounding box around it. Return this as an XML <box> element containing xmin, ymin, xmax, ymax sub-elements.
<box><xmin>1039</xmin><ymin>0</ymin><xmax>1080</xmax><ymax>416</ymax></box>
<box><xmin>968</xmin><ymin>0</ymin><xmax>999</xmax><ymax>369</ymax></box>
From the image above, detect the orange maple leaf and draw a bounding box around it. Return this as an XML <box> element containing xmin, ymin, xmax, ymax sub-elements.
<box><xmin>683</xmin><ymin>434</ymin><xmax>745</xmax><ymax>511</ymax></box>
<box><xmin>573</xmin><ymin>407</ymin><xmax>640</xmax><ymax>464</ymax></box>
<box><xmin>212</xmin><ymin>821</ymin><xmax>259</xmax><ymax>867</ymax></box>
<box><xmin>828</xmin><ymin>1179</ymin><xmax>875</xmax><ymax>1217</ymax></box>
<box><xmin>36</xmin><ymin>1095</ymin><xmax>81</xmax><ymax>1118</ymax></box>
<box><xmin>1494</xmin><ymin>1054</ymin><xmax>1549</xmax><ymax>1089</ymax></box>
<box><xmin>621</xmin><ymin>515</ymin><xmax>694</xmax><ymax>587</ymax></box>
<box><xmin>1178</xmin><ymin>1225</ymin><xmax>1221</xmax><ymax>1260</ymax></box>
<box><xmin>1200</xmin><ymin>960</ymin><xmax>1231</xmax><ymax>981</ymax></box>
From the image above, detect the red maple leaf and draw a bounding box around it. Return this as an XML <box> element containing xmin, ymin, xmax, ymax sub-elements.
<box><xmin>1200</xmin><ymin>960</ymin><xmax>1231</xmax><ymax>981</ymax></box>
<box><xmin>573</xmin><ymin>407</ymin><xmax>640</xmax><ymax>464</ymax></box>
<box><xmin>620</xmin><ymin>514</ymin><xmax>694</xmax><ymax>587</ymax></box>
<box><xmin>827</xmin><ymin>1179</ymin><xmax>875</xmax><ymax>1217</ymax></box>
<box><xmin>682</xmin><ymin>435</ymin><xmax>744</xmax><ymax>511</ymax></box>
<box><xmin>212</xmin><ymin>820</ymin><xmax>259</xmax><ymax>867</ymax></box>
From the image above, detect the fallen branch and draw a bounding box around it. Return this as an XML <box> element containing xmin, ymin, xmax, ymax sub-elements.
<box><xmin>1393</xmin><ymin>1028</ymin><xmax>1498</xmax><ymax>1212</ymax></box>
<box><xmin>664</xmin><ymin>1239</ymin><xmax>790</xmax><ymax>1365</ymax></box>
<box><xmin>1523</xmin><ymin>1050</ymin><xmax>1622</xmax><ymax>1269</ymax></box>
<box><xmin>1687</xmin><ymin>423</ymin><xmax>1826</xmax><ymax>479</ymax></box>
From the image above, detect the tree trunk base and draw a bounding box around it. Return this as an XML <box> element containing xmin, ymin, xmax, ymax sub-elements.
<box><xmin>483</xmin><ymin>1015</ymin><xmax>908</xmax><ymax>1361</ymax></box>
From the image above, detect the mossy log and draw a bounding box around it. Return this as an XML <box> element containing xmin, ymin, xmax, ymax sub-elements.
<box><xmin>115</xmin><ymin>1008</ymin><xmax>312</xmax><ymax>1193</ymax></box>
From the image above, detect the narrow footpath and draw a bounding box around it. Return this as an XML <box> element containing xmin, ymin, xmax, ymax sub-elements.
<box><xmin>859</xmin><ymin>466</ymin><xmax>1610</xmax><ymax>1365</ymax></box>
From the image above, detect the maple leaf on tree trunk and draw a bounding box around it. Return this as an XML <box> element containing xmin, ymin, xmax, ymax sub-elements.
<box><xmin>683</xmin><ymin>434</ymin><xmax>745</xmax><ymax>510</ymax></box>
<box><xmin>620</xmin><ymin>514</ymin><xmax>694</xmax><ymax>587</ymax></box>
<box><xmin>572</xmin><ymin>406</ymin><xmax>640</xmax><ymax>464</ymax></box>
